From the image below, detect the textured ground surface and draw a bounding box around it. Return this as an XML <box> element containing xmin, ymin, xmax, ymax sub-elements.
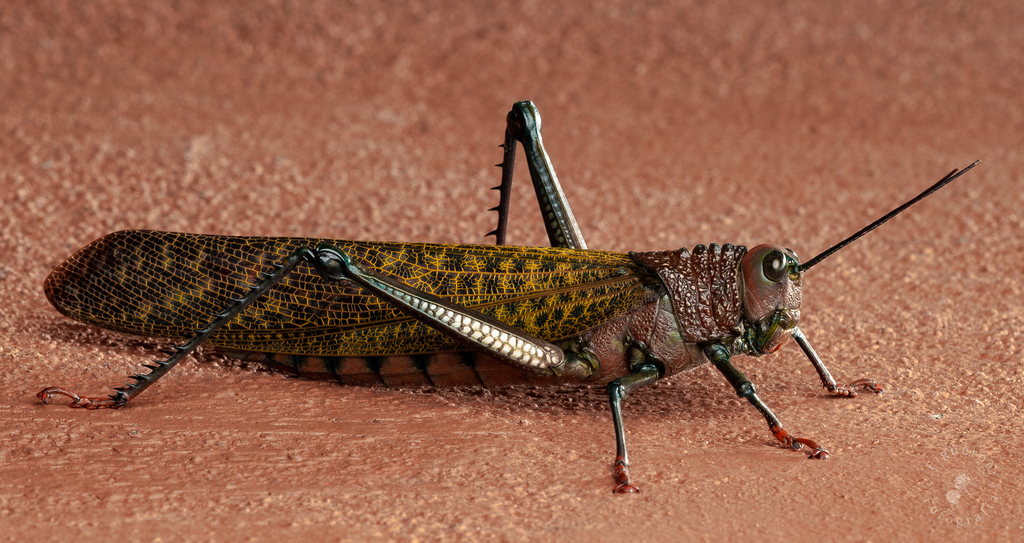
<box><xmin>1</xmin><ymin>1</ymin><xmax>1022</xmax><ymax>541</ymax></box>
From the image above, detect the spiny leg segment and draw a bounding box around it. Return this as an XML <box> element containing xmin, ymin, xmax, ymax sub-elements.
<box><xmin>489</xmin><ymin>101</ymin><xmax>587</xmax><ymax>250</ymax></box>
<box><xmin>38</xmin><ymin>246</ymin><xmax>321</xmax><ymax>409</ymax></box>
<box><xmin>487</xmin><ymin>124</ymin><xmax>516</xmax><ymax>246</ymax></box>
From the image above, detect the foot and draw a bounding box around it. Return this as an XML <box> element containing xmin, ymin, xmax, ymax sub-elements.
<box><xmin>830</xmin><ymin>378</ymin><xmax>884</xmax><ymax>397</ymax></box>
<box><xmin>37</xmin><ymin>387</ymin><xmax>124</xmax><ymax>409</ymax></box>
<box><xmin>771</xmin><ymin>425</ymin><xmax>830</xmax><ymax>459</ymax></box>
<box><xmin>612</xmin><ymin>456</ymin><xmax>640</xmax><ymax>493</ymax></box>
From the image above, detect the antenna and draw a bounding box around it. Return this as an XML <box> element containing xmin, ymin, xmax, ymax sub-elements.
<box><xmin>800</xmin><ymin>160</ymin><xmax>980</xmax><ymax>272</ymax></box>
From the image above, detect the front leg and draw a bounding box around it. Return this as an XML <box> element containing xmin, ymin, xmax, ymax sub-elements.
<box><xmin>704</xmin><ymin>344</ymin><xmax>829</xmax><ymax>458</ymax></box>
<box><xmin>310</xmin><ymin>244</ymin><xmax>595</xmax><ymax>379</ymax></box>
<box><xmin>791</xmin><ymin>327</ymin><xmax>884</xmax><ymax>397</ymax></box>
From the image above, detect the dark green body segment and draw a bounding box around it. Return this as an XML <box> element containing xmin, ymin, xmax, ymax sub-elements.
<box><xmin>45</xmin><ymin>230</ymin><xmax>658</xmax><ymax>379</ymax></box>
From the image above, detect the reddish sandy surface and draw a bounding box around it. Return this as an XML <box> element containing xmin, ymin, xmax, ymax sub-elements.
<box><xmin>1</xmin><ymin>1</ymin><xmax>1021</xmax><ymax>541</ymax></box>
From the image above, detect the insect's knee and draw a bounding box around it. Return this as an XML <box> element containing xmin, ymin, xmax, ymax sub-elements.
<box><xmin>310</xmin><ymin>245</ymin><xmax>353</xmax><ymax>281</ymax></box>
<box><xmin>552</xmin><ymin>350</ymin><xmax>598</xmax><ymax>379</ymax></box>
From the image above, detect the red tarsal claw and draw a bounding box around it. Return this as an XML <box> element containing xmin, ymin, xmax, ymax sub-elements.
<box><xmin>612</xmin><ymin>457</ymin><xmax>639</xmax><ymax>493</ymax></box>
<box><xmin>37</xmin><ymin>387</ymin><xmax>121</xmax><ymax>409</ymax></box>
<box><xmin>831</xmin><ymin>379</ymin><xmax>884</xmax><ymax>397</ymax></box>
<box><xmin>833</xmin><ymin>384</ymin><xmax>857</xmax><ymax>398</ymax></box>
<box><xmin>849</xmin><ymin>379</ymin><xmax>884</xmax><ymax>394</ymax></box>
<box><xmin>771</xmin><ymin>426</ymin><xmax>829</xmax><ymax>458</ymax></box>
<box><xmin>808</xmin><ymin>447</ymin><xmax>829</xmax><ymax>460</ymax></box>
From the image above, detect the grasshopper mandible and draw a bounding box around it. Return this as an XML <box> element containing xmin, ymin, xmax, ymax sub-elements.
<box><xmin>39</xmin><ymin>101</ymin><xmax>978</xmax><ymax>492</ymax></box>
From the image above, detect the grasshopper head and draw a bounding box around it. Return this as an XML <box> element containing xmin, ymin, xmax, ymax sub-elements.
<box><xmin>740</xmin><ymin>244</ymin><xmax>803</xmax><ymax>354</ymax></box>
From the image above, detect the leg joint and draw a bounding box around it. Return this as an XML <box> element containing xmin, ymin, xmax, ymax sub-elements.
<box><xmin>551</xmin><ymin>351</ymin><xmax>598</xmax><ymax>379</ymax></box>
<box><xmin>606</xmin><ymin>381</ymin><xmax>626</xmax><ymax>403</ymax></box>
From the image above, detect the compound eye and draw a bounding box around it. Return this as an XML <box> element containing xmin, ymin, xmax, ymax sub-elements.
<box><xmin>762</xmin><ymin>249</ymin><xmax>787</xmax><ymax>282</ymax></box>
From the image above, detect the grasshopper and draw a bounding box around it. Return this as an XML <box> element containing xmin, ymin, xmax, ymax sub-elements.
<box><xmin>39</xmin><ymin>101</ymin><xmax>978</xmax><ymax>493</ymax></box>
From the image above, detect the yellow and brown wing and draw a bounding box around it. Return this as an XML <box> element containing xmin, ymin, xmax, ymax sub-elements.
<box><xmin>45</xmin><ymin>230</ymin><xmax>660</xmax><ymax>356</ymax></box>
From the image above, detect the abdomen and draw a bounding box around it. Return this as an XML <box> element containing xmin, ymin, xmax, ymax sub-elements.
<box><xmin>221</xmin><ymin>348</ymin><xmax>579</xmax><ymax>387</ymax></box>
